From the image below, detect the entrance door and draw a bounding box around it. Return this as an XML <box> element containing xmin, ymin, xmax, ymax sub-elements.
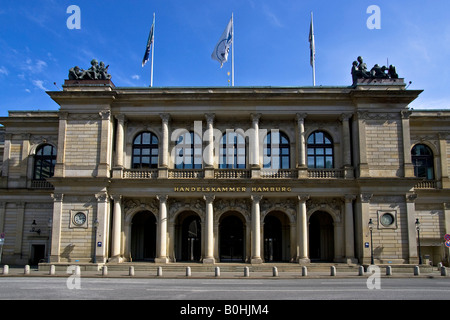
<box><xmin>180</xmin><ymin>214</ymin><xmax>201</xmax><ymax>261</ymax></box>
<box><xmin>30</xmin><ymin>244</ymin><xmax>46</xmax><ymax>265</ymax></box>
<box><xmin>264</xmin><ymin>215</ymin><xmax>282</xmax><ymax>262</ymax></box>
<box><xmin>220</xmin><ymin>214</ymin><xmax>244</xmax><ymax>262</ymax></box>
<box><xmin>309</xmin><ymin>211</ymin><xmax>334</xmax><ymax>262</ymax></box>
<box><xmin>131</xmin><ymin>211</ymin><xmax>157</xmax><ymax>261</ymax></box>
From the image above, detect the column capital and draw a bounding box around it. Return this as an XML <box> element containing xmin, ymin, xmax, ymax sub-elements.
<box><xmin>406</xmin><ymin>193</ymin><xmax>418</xmax><ymax>203</ymax></box>
<box><xmin>296</xmin><ymin>113</ymin><xmax>308</xmax><ymax>121</ymax></box>
<box><xmin>157</xmin><ymin>194</ymin><xmax>169</xmax><ymax>203</ymax></box>
<box><xmin>251</xmin><ymin>194</ymin><xmax>263</xmax><ymax>203</ymax></box>
<box><xmin>115</xmin><ymin>113</ymin><xmax>126</xmax><ymax>123</ymax></box>
<box><xmin>203</xmin><ymin>194</ymin><xmax>215</xmax><ymax>203</ymax></box>
<box><xmin>340</xmin><ymin>113</ymin><xmax>353</xmax><ymax>121</ymax></box>
<box><xmin>110</xmin><ymin>194</ymin><xmax>122</xmax><ymax>202</ymax></box>
<box><xmin>205</xmin><ymin>113</ymin><xmax>215</xmax><ymax>123</ymax></box>
<box><xmin>99</xmin><ymin>110</ymin><xmax>111</xmax><ymax>120</ymax></box>
<box><xmin>160</xmin><ymin>113</ymin><xmax>171</xmax><ymax>123</ymax></box>
<box><xmin>360</xmin><ymin>193</ymin><xmax>373</xmax><ymax>203</ymax></box>
<box><xmin>251</xmin><ymin>113</ymin><xmax>261</xmax><ymax>123</ymax></box>
<box><xmin>95</xmin><ymin>192</ymin><xmax>109</xmax><ymax>203</ymax></box>
<box><xmin>51</xmin><ymin>193</ymin><xmax>64</xmax><ymax>202</ymax></box>
<box><xmin>344</xmin><ymin>194</ymin><xmax>356</xmax><ymax>203</ymax></box>
<box><xmin>298</xmin><ymin>194</ymin><xmax>310</xmax><ymax>203</ymax></box>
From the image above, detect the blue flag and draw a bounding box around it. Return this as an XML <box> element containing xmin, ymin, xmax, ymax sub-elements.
<box><xmin>142</xmin><ymin>15</ymin><xmax>155</xmax><ymax>67</ymax></box>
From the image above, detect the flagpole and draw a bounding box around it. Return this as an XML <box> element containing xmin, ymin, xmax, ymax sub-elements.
<box><xmin>231</xmin><ymin>12</ymin><xmax>234</xmax><ymax>87</ymax></box>
<box><xmin>150</xmin><ymin>12</ymin><xmax>155</xmax><ymax>87</ymax></box>
<box><xmin>311</xmin><ymin>11</ymin><xmax>316</xmax><ymax>87</ymax></box>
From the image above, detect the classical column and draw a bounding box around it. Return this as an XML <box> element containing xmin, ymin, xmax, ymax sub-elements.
<box><xmin>204</xmin><ymin>113</ymin><xmax>215</xmax><ymax>168</ymax></box>
<box><xmin>297</xmin><ymin>195</ymin><xmax>310</xmax><ymax>264</ymax></box>
<box><xmin>98</xmin><ymin>110</ymin><xmax>112</xmax><ymax>177</ymax></box>
<box><xmin>340</xmin><ymin>113</ymin><xmax>354</xmax><ymax>178</ymax></box>
<box><xmin>203</xmin><ymin>194</ymin><xmax>215</xmax><ymax>264</ymax></box>
<box><xmin>357</xmin><ymin>193</ymin><xmax>372</xmax><ymax>264</ymax></box>
<box><xmin>296</xmin><ymin>113</ymin><xmax>307</xmax><ymax>167</ymax></box>
<box><xmin>159</xmin><ymin>114</ymin><xmax>170</xmax><ymax>178</ymax></box>
<box><xmin>406</xmin><ymin>193</ymin><xmax>419</xmax><ymax>264</ymax></box>
<box><xmin>50</xmin><ymin>193</ymin><xmax>63</xmax><ymax>263</ymax></box>
<box><xmin>250</xmin><ymin>113</ymin><xmax>261</xmax><ymax>169</ymax></box>
<box><xmin>54</xmin><ymin>112</ymin><xmax>68</xmax><ymax>177</ymax></box>
<box><xmin>401</xmin><ymin>110</ymin><xmax>414</xmax><ymax>177</ymax></box>
<box><xmin>156</xmin><ymin>195</ymin><xmax>169</xmax><ymax>263</ymax></box>
<box><xmin>344</xmin><ymin>195</ymin><xmax>357</xmax><ymax>263</ymax></box>
<box><xmin>114</xmin><ymin>114</ymin><xmax>125</xmax><ymax>168</ymax></box>
<box><xmin>251</xmin><ymin>195</ymin><xmax>263</xmax><ymax>264</ymax></box>
<box><xmin>110</xmin><ymin>195</ymin><xmax>122</xmax><ymax>262</ymax></box>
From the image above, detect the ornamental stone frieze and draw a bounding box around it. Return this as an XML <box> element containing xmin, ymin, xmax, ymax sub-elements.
<box><xmin>260</xmin><ymin>198</ymin><xmax>296</xmax><ymax>220</ymax></box>
<box><xmin>306</xmin><ymin>197</ymin><xmax>343</xmax><ymax>222</ymax></box>
<box><xmin>123</xmin><ymin>198</ymin><xmax>159</xmax><ymax>215</ymax></box>
<box><xmin>168</xmin><ymin>198</ymin><xmax>205</xmax><ymax>220</ymax></box>
<box><xmin>213</xmin><ymin>198</ymin><xmax>251</xmax><ymax>220</ymax></box>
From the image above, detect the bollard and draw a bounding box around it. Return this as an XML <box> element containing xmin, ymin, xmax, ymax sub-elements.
<box><xmin>386</xmin><ymin>266</ymin><xmax>392</xmax><ymax>276</ymax></box>
<box><xmin>330</xmin><ymin>266</ymin><xmax>336</xmax><ymax>276</ymax></box>
<box><xmin>273</xmin><ymin>266</ymin><xmax>278</xmax><ymax>277</ymax></box>
<box><xmin>157</xmin><ymin>266</ymin><xmax>162</xmax><ymax>277</ymax></box>
<box><xmin>215</xmin><ymin>266</ymin><xmax>220</xmax><ymax>277</ymax></box>
<box><xmin>75</xmin><ymin>265</ymin><xmax>81</xmax><ymax>276</ymax></box>
<box><xmin>244</xmin><ymin>266</ymin><xmax>249</xmax><ymax>277</ymax></box>
<box><xmin>129</xmin><ymin>266</ymin><xmax>135</xmax><ymax>276</ymax></box>
<box><xmin>186</xmin><ymin>266</ymin><xmax>191</xmax><ymax>277</ymax></box>
<box><xmin>302</xmin><ymin>266</ymin><xmax>307</xmax><ymax>277</ymax></box>
<box><xmin>24</xmin><ymin>265</ymin><xmax>30</xmax><ymax>275</ymax></box>
<box><xmin>49</xmin><ymin>265</ymin><xmax>56</xmax><ymax>275</ymax></box>
<box><xmin>358</xmin><ymin>266</ymin><xmax>364</xmax><ymax>276</ymax></box>
<box><xmin>414</xmin><ymin>265</ymin><xmax>420</xmax><ymax>276</ymax></box>
<box><xmin>3</xmin><ymin>265</ymin><xmax>9</xmax><ymax>275</ymax></box>
<box><xmin>441</xmin><ymin>266</ymin><xmax>447</xmax><ymax>277</ymax></box>
<box><xmin>102</xmin><ymin>265</ymin><xmax>108</xmax><ymax>276</ymax></box>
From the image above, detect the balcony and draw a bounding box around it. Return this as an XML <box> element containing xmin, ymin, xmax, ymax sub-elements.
<box><xmin>30</xmin><ymin>180</ymin><xmax>54</xmax><ymax>189</ymax></box>
<box><xmin>120</xmin><ymin>168</ymin><xmax>348</xmax><ymax>180</ymax></box>
<box><xmin>414</xmin><ymin>180</ymin><xmax>438</xmax><ymax>189</ymax></box>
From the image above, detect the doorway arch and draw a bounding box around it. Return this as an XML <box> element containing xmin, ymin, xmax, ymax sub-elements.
<box><xmin>175</xmin><ymin>211</ymin><xmax>202</xmax><ymax>262</ymax></box>
<box><xmin>309</xmin><ymin>211</ymin><xmax>334</xmax><ymax>262</ymax></box>
<box><xmin>219</xmin><ymin>212</ymin><xmax>245</xmax><ymax>262</ymax></box>
<box><xmin>130</xmin><ymin>211</ymin><xmax>157</xmax><ymax>261</ymax></box>
<box><xmin>264</xmin><ymin>212</ymin><xmax>290</xmax><ymax>262</ymax></box>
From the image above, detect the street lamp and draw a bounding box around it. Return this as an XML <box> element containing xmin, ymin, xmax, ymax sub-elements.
<box><xmin>93</xmin><ymin>219</ymin><xmax>99</xmax><ymax>264</ymax></box>
<box><xmin>415</xmin><ymin>218</ymin><xmax>422</xmax><ymax>265</ymax></box>
<box><xmin>368</xmin><ymin>218</ymin><xmax>374</xmax><ymax>265</ymax></box>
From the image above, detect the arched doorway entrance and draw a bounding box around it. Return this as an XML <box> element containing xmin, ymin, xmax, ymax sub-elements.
<box><xmin>264</xmin><ymin>212</ymin><xmax>290</xmax><ymax>262</ymax></box>
<box><xmin>175</xmin><ymin>211</ymin><xmax>202</xmax><ymax>262</ymax></box>
<box><xmin>219</xmin><ymin>213</ymin><xmax>245</xmax><ymax>262</ymax></box>
<box><xmin>309</xmin><ymin>211</ymin><xmax>334</xmax><ymax>262</ymax></box>
<box><xmin>130</xmin><ymin>211</ymin><xmax>157</xmax><ymax>261</ymax></box>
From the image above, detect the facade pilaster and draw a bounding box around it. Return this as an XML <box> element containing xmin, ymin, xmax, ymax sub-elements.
<box><xmin>95</xmin><ymin>192</ymin><xmax>109</xmax><ymax>263</ymax></box>
<box><xmin>203</xmin><ymin>194</ymin><xmax>215</xmax><ymax>264</ymax></box>
<box><xmin>444</xmin><ymin>203</ymin><xmax>450</xmax><ymax>266</ymax></box>
<box><xmin>401</xmin><ymin>110</ymin><xmax>414</xmax><ymax>177</ymax></box>
<box><xmin>344</xmin><ymin>195</ymin><xmax>357</xmax><ymax>263</ymax></box>
<box><xmin>406</xmin><ymin>193</ymin><xmax>419</xmax><ymax>264</ymax></box>
<box><xmin>156</xmin><ymin>195</ymin><xmax>169</xmax><ymax>263</ymax></box>
<box><xmin>50</xmin><ymin>193</ymin><xmax>63</xmax><ymax>263</ymax></box>
<box><xmin>251</xmin><ymin>194</ymin><xmax>263</xmax><ymax>264</ymax></box>
<box><xmin>159</xmin><ymin>114</ymin><xmax>170</xmax><ymax>178</ymax></box>
<box><xmin>356</xmin><ymin>193</ymin><xmax>372</xmax><ymax>264</ymax></box>
<box><xmin>54</xmin><ymin>112</ymin><xmax>68</xmax><ymax>177</ymax></box>
<box><xmin>340</xmin><ymin>113</ymin><xmax>354</xmax><ymax>178</ymax></box>
<box><xmin>98</xmin><ymin>110</ymin><xmax>112</xmax><ymax>177</ymax></box>
<box><xmin>204</xmin><ymin>113</ymin><xmax>215</xmax><ymax>178</ymax></box>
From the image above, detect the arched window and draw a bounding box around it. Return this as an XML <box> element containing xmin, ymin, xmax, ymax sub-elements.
<box><xmin>263</xmin><ymin>131</ymin><xmax>290</xmax><ymax>169</ymax></box>
<box><xmin>132</xmin><ymin>132</ymin><xmax>159</xmax><ymax>169</ymax></box>
<box><xmin>411</xmin><ymin>144</ymin><xmax>434</xmax><ymax>180</ymax></box>
<box><xmin>307</xmin><ymin>131</ymin><xmax>334</xmax><ymax>168</ymax></box>
<box><xmin>34</xmin><ymin>144</ymin><xmax>57</xmax><ymax>180</ymax></box>
<box><xmin>219</xmin><ymin>131</ymin><xmax>246</xmax><ymax>169</ymax></box>
<box><xmin>174</xmin><ymin>131</ymin><xmax>202</xmax><ymax>169</ymax></box>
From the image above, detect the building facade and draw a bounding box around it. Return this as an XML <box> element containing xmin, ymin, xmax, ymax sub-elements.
<box><xmin>0</xmin><ymin>70</ymin><xmax>449</xmax><ymax>267</ymax></box>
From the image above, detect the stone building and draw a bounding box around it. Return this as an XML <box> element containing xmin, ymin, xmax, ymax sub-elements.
<box><xmin>0</xmin><ymin>63</ymin><xmax>449</xmax><ymax>267</ymax></box>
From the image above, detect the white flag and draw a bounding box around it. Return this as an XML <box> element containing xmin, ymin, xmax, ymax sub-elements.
<box><xmin>211</xmin><ymin>17</ymin><xmax>233</xmax><ymax>67</ymax></box>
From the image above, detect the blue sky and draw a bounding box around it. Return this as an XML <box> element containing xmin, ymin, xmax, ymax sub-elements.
<box><xmin>1</xmin><ymin>0</ymin><xmax>449</xmax><ymax>117</ymax></box>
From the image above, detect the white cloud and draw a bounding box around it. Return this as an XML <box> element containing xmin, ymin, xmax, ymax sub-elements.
<box><xmin>262</xmin><ymin>5</ymin><xmax>283</xmax><ymax>28</ymax></box>
<box><xmin>132</xmin><ymin>75</ymin><xmax>140</xmax><ymax>80</ymax></box>
<box><xmin>0</xmin><ymin>66</ymin><xmax>8</xmax><ymax>75</ymax></box>
<box><xmin>22</xmin><ymin>59</ymin><xmax>48</xmax><ymax>74</ymax></box>
<box><xmin>32</xmin><ymin>80</ymin><xmax>48</xmax><ymax>91</ymax></box>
